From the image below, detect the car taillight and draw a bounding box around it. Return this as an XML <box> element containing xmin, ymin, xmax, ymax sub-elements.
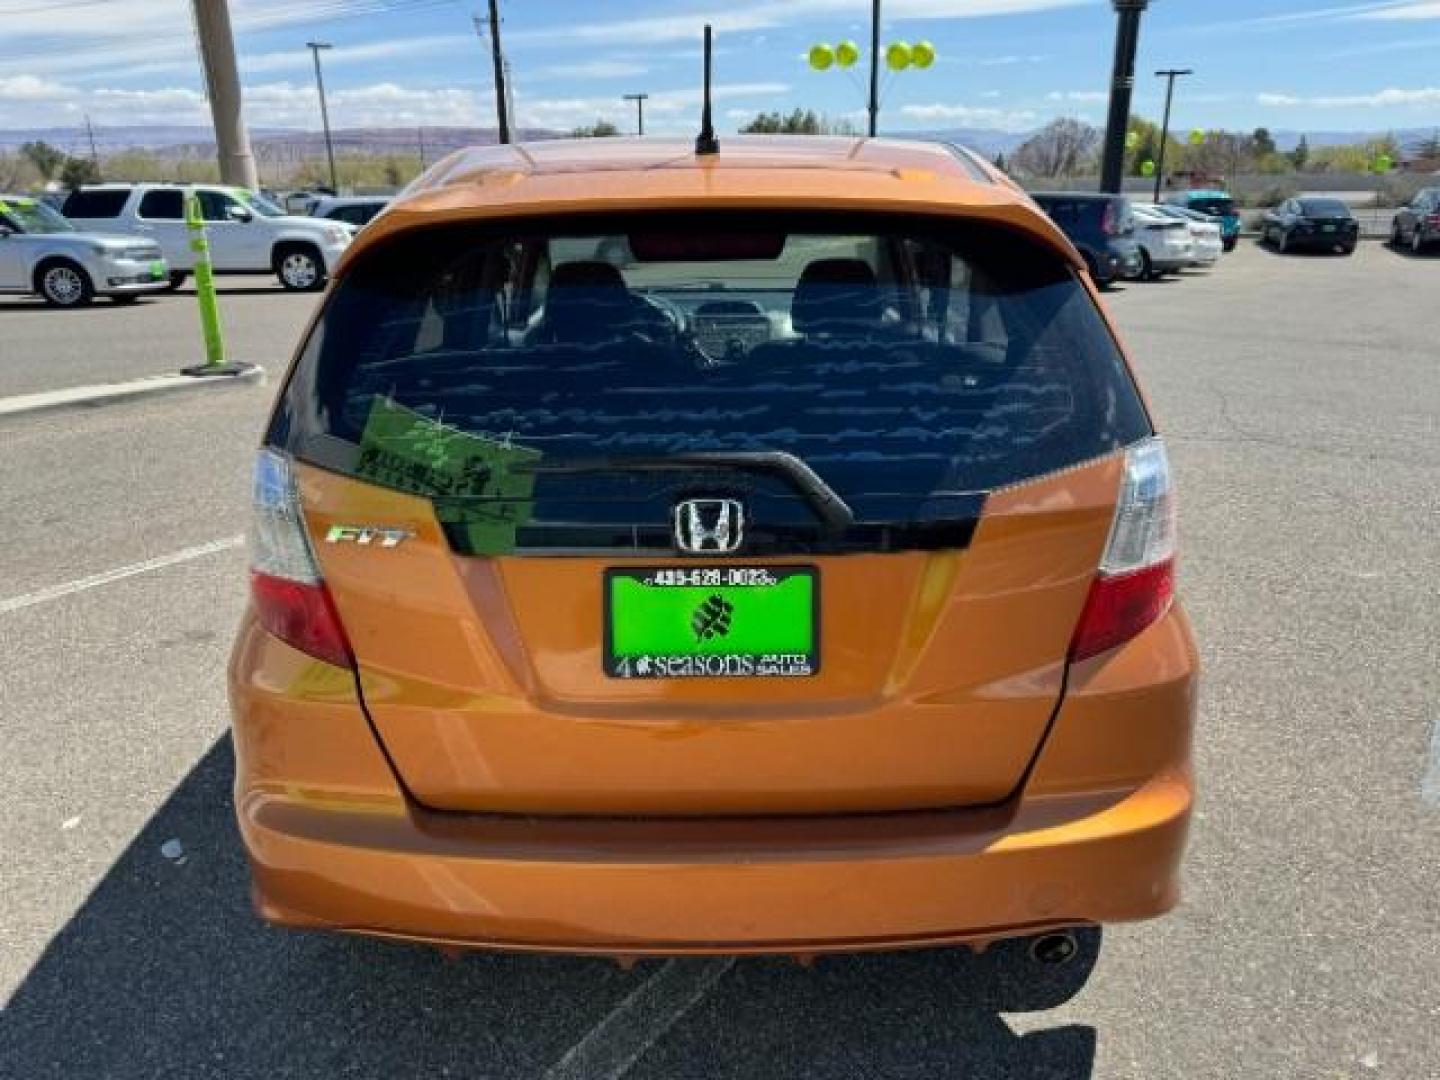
<box><xmin>1426</xmin><ymin>215</ymin><xmax>1440</xmax><ymax>227</ymax></box>
<box><xmin>249</xmin><ymin>448</ymin><xmax>353</xmax><ymax>668</ymax></box>
<box><xmin>1069</xmin><ymin>437</ymin><xmax>1177</xmax><ymax>663</ymax></box>
<box><xmin>1101</xmin><ymin>201</ymin><xmax>1117</xmax><ymax>237</ymax></box>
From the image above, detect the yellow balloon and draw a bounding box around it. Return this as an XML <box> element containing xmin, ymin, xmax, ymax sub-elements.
<box><xmin>1188</xmin><ymin>128</ymin><xmax>1205</xmax><ymax>146</ymax></box>
<box><xmin>885</xmin><ymin>41</ymin><xmax>912</xmax><ymax>71</ymax></box>
<box><xmin>835</xmin><ymin>40</ymin><xmax>860</xmax><ymax>68</ymax></box>
<box><xmin>808</xmin><ymin>43</ymin><xmax>835</xmax><ymax>71</ymax></box>
<box><xmin>911</xmin><ymin>40</ymin><xmax>935</xmax><ymax>69</ymax></box>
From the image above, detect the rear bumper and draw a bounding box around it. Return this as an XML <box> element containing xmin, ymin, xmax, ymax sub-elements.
<box><xmin>232</xmin><ymin>600</ymin><xmax>1198</xmax><ymax>955</ymax></box>
<box><xmin>240</xmin><ymin>769</ymin><xmax>1190</xmax><ymax>954</ymax></box>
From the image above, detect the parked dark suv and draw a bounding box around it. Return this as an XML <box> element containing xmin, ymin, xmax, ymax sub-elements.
<box><xmin>1029</xmin><ymin>193</ymin><xmax>1143</xmax><ymax>288</ymax></box>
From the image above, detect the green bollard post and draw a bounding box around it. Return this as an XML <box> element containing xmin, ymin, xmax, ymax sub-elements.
<box><xmin>186</xmin><ymin>189</ymin><xmax>226</xmax><ymax>368</ymax></box>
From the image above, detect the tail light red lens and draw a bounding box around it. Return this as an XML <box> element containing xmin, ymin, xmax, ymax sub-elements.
<box><xmin>1069</xmin><ymin>437</ymin><xmax>1177</xmax><ymax>663</ymax></box>
<box><xmin>1101</xmin><ymin>201</ymin><xmax>1117</xmax><ymax>236</ymax></box>
<box><xmin>1069</xmin><ymin>559</ymin><xmax>1175</xmax><ymax>662</ymax></box>
<box><xmin>251</xmin><ymin>571</ymin><xmax>354</xmax><ymax>668</ymax></box>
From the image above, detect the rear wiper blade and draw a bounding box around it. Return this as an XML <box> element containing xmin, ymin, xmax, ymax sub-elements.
<box><xmin>515</xmin><ymin>451</ymin><xmax>854</xmax><ymax>532</ymax></box>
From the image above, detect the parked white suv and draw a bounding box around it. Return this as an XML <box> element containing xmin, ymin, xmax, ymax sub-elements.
<box><xmin>61</xmin><ymin>183</ymin><xmax>354</xmax><ymax>292</ymax></box>
<box><xmin>1</xmin><ymin>194</ymin><xmax>169</xmax><ymax>307</ymax></box>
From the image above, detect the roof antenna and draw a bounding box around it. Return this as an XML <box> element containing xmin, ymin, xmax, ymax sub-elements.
<box><xmin>695</xmin><ymin>24</ymin><xmax>719</xmax><ymax>156</ymax></box>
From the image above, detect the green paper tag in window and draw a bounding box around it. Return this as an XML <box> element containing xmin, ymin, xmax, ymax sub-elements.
<box><xmin>356</xmin><ymin>396</ymin><xmax>541</xmax><ymax>554</ymax></box>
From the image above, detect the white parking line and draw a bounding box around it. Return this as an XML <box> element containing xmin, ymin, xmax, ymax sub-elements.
<box><xmin>0</xmin><ymin>535</ymin><xmax>244</xmax><ymax>615</ymax></box>
<box><xmin>541</xmin><ymin>958</ymin><xmax>734</xmax><ymax>1080</ymax></box>
<box><xmin>1423</xmin><ymin>719</ymin><xmax>1440</xmax><ymax>809</ymax></box>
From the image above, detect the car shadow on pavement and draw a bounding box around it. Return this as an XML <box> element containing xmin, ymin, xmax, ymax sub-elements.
<box><xmin>1</xmin><ymin>736</ymin><xmax>1099</xmax><ymax>1079</ymax></box>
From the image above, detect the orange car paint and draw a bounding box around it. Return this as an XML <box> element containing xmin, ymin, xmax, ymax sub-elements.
<box><xmin>229</xmin><ymin>136</ymin><xmax>1197</xmax><ymax>954</ymax></box>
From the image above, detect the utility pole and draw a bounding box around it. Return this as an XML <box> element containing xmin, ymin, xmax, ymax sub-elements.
<box><xmin>1099</xmin><ymin>0</ymin><xmax>1149</xmax><ymax>194</ymax></box>
<box><xmin>418</xmin><ymin>127</ymin><xmax>427</xmax><ymax>170</ymax></box>
<box><xmin>623</xmin><ymin>93</ymin><xmax>649</xmax><ymax>136</ymax></box>
<box><xmin>1153</xmin><ymin>67</ymin><xmax>1192</xmax><ymax>201</ymax></box>
<box><xmin>867</xmin><ymin>0</ymin><xmax>881</xmax><ymax>137</ymax></box>
<box><xmin>478</xmin><ymin>1</ymin><xmax>511</xmax><ymax>144</ymax></box>
<box><xmin>83</xmin><ymin>114</ymin><xmax>99</xmax><ymax>168</ymax></box>
<box><xmin>190</xmin><ymin>0</ymin><xmax>258</xmax><ymax>189</ymax></box>
<box><xmin>306</xmin><ymin>41</ymin><xmax>338</xmax><ymax>192</ymax></box>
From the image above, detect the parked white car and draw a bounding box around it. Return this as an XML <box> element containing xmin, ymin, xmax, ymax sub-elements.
<box><xmin>0</xmin><ymin>194</ymin><xmax>168</xmax><ymax>307</ymax></box>
<box><xmin>1130</xmin><ymin>205</ymin><xmax>1195</xmax><ymax>279</ymax></box>
<box><xmin>1143</xmin><ymin>203</ymin><xmax>1223</xmax><ymax>267</ymax></box>
<box><xmin>61</xmin><ymin>183</ymin><xmax>354</xmax><ymax>292</ymax></box>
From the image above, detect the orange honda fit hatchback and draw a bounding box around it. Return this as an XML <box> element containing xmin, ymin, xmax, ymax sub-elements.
<box><xmin>229</xmin><ymin>136</ymin><xmax>1197</xmax><ymax>958</ymax></box>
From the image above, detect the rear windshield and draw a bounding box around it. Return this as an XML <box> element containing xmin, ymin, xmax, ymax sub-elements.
<box><xmin>271</xmin><ymin>211</ymin><xmax>1150</xmax><ymax>555</ymax></box>
<box><xmin>1299</xmin><ymin>198</ymin><xmax>1351</xmax><ymax>217</ymax></box>
<box><xmin>1186</xmin><ymin>196</ymin><xmax>1234</xmax><ymax>217</ymax></box>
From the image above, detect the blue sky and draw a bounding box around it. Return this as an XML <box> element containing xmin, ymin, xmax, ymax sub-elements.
<box><xmin>1</xmin><ymin>0</ymin><xmax>1439</xmax><ymax>135</ymax></box>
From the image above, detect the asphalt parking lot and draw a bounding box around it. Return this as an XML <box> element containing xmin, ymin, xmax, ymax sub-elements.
<box><xmin>2</xmin><ymin>244</ymin><xmax>1437</xmax><ymax>1079</ymax></box>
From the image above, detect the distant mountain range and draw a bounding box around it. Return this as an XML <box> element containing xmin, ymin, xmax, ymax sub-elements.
<box><xmin>0</xmin><ymin>124</ymin><xmax>556</xmax><ymax>158</ymax></box>
<box><xmin>3</xmin><ymin>123</ymin><xmax>1436</xmax><ymax>160</ymax></box>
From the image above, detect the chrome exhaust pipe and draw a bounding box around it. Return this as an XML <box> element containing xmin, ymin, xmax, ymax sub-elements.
<box><xmin>1027</xmin><ymin>931</ymin><xmax>1079</xmax><ymax>967</ymax></box>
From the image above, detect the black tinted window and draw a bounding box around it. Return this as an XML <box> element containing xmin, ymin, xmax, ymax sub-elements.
<box><xmin>1300</xmin><ymin>199</ymin><xmax>1351</xmax><ymax>217</ymax></box>
<box><xmin>61</xmin><ymin>189</ymin><xmax>128</xmax><ymax>218</ymax></box>
<box><xmin>273</xmin><ymin>212</ymin><xmax>1149</xmax><ymax>554</ymax></box>
<box><xmin>1187</xmin><ymin>197</ymin><xmax>1234</xmax><ymax>216</ymax></box>
<box><xmin>138</xmin><ymin>189</ymin><xmax>183</xmax><ymax>219</ymax></box>
<box><xmin>197</xmin><ymin>190</ymin><xmax>240</xmax><ymax>221</ymax></box>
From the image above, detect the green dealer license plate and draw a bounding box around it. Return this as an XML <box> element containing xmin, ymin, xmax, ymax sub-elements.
<box><xmin>605</xmin><ymin>566</ymin><xmax>818</xmax><ymax>679</ymax></box>
<box><xmin>149</xmin><ymin>261</ymin><xmax>167</xmax><ymax>279</ymax></box>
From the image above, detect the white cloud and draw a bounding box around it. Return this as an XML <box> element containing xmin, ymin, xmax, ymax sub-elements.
<box><xmin>509</xmin><ymin>0</ymin><xmax>1092</xmax><ymax>48</ymax></box>
<box><xmin>516</xmin><ymin>81</ymin><xmax>789</xmax><ymax>132</ymax></box>
<box><xmin>1351</xmin><ymin>1</ymin><xmax>1440</xmax><ymax>18</ymax></box>
<box><xmin>899</xmin><ymin>102</ymin><xmax>1038</xmax><ymax>129</ymax></box>
<box><xmin>1046</xmin><ymin>90</ymin><xmax>1107</xmax><ymax>103</ymax></box>
<box><xmin>0</xmin><ymin>75</ymin><xmax>74</xmax><ymax>102</ymax></box>
<box><xmin>1257</xmin><ymin>86</ymin><xmax>1440</xmax><ymax>107</ymax></box>
<box><xmin>534</xmin><ymin>59</ymin><xmax>651</xmax><ymax>80</ymax></box>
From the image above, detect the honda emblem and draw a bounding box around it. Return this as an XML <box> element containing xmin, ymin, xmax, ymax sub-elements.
<box><xmin>673</xmin><ymin>499</ymin><xmax>744</xmax><ymax>555</ymax></box>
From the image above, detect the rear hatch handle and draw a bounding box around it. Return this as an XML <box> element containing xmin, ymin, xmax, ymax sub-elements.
<box><xmin>517</xmin><ymin>451</ymin><xmax>855</xmax><ymax>533</ymax></box>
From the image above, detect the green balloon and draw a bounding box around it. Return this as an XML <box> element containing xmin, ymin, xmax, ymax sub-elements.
<box><xmin>835</xmin><ymin>40</ymin><xmax>860</xmax><ymax>68</ymax></box>
<box><xmin>886</xmin><ymin>41</ymin><xmax>912</xmax><ymax>71</ymax></box>
<box><xmin>1188</xmin><ymin>128</ymin><xmax>1205</xmax><ymax>146</ymax></box>
<box><xmin>1125</xmin><ymin>131</ymin><xmax>1140</xmax><ymax>151</ymax></box>
<box><xmin>1141</xmin><ymin>159</ymin><xmax>1156</xmax><ymax>177</ymax></box>
<box><xmin>1374</xmin><ymin>154</ymin><xmax>1394</xmax><ymax>173</ymax></box>
<box><xmin>808</xmin><ymin>43</ymin><xmax>835</xmax><ymax>71</ymax></box>
<box><xmin>911</xmin><ymin>40</ymin><xmax>936</xmax><ymax>70</ymax></box>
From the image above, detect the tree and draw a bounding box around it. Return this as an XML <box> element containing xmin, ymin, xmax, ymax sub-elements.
<box><xmin>993</xmin><ymin>151</ymin><xmax>1008</xmax><ymax>172</ymax></box>
<box><xmin>737</xmin><ymin>108</ymin><xmax>856</xmax><ymax>136</ymax></box>
<box><xmin>1407</xmin><ymin>130</ymin><xmax>1440</xmax><ymax>161</ymax></box>
<box><xmin>59</xmin><ymin>155</ymin><xmax>101</xmax><ymax>189</ymax></box>
<box><xmin>570</xmin><ymin>119</ymin><xmax>619</xmax><ymax>138</ymax></box>
<box><xmin>1288</xmin><ymin>135</ymin><xmax>1310</xmax><ymax>172</ymax></box>
<box><xmin>741</xmin><ymin>109</ymin><xmax>819</xmax><ymax>134</ymax></box>
<box><xmin>1011</xmin><ymin>118</ymin><xmax>1100</xmax><ymax>178</ymax></box>
<box><xmin>1252</xmin><ymin>127</ymin><xmax>1277</xmax><ymax>157</ymax></box>
<box><xmin>20</xmin><ymin>140</ymin><xmax>65</xmax><ymax>182</ymax></box>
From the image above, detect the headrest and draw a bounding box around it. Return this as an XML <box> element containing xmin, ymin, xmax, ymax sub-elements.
<box><xmin>791</xmin><ymin>258</ymin><xmax>882</xmax><ymax>335</ymax></box>
<box><xmin>544</xmin><ymin>261</ymin><xmax>631</xmax><ymax>342</ymax></box>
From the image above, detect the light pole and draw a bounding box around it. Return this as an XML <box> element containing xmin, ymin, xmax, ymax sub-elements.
<box><xmin>1099</xmin><ymin>0</ymin><xmax>1149</xmax><ymax>194</ymax></box>
<box><xmin>1153</xmin><ymin>67</ymin><xmax>1192</xmax><ymax>201</ymax></box>
<box><xmin>623</xmin><ymin>92</ymin><xmax>648</xmax><ymax>136</ymax></box>
<box><xmin>306</xmin><ymin>41</ymin><xmax>338</xmax><ymax>192</ymax></box>
<box><xmin>867</xmin><ymin>0</ymin><xmax>881</xmax><ymax>137</ymax></box>
<box><xmin>191</xmin><ymin>0</ymin><xmax>257</xmax><ymax>188</ymax></box>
